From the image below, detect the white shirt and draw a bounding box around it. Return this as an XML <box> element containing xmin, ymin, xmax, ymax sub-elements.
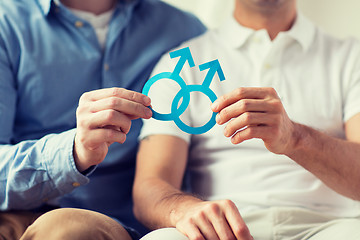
<box><xmin>56</xmin><ymin>1</ymin><xmax>115</xmax><ymax>49</ymax></box>
<box><xmin>140</xmin><ymin>14</ymin><xmax>360</xmax><ymax>217</ymax></box>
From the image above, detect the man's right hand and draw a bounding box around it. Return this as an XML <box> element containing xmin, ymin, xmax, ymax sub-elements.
<box><xmin>172</xmin><ymin>199</ymin><xmax>253</xmax><ymax>240</ymax></box>
<box><xmin>73</xmin><ymin>87</ymin><xmax>152</xmax><ymax>172</ymax></box>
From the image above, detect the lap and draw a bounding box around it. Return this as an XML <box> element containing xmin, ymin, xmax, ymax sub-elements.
<box><xmin>1</xmin><ymin>208</ymin><xmax>134</xmax><ymax>240</ymax></box>
<box><xmin>307</xmin><ymin>218</ymin><xmax>360</xmax><ymax>240</ymax></box>
<box><xmin>0</xmin><ymin>210</ymin><xmax>42</xmax><ymax>240</ymax></box>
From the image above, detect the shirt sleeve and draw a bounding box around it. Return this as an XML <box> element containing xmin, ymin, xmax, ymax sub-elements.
<box><xmin>139</xmin><ymin>52</ymin><xmax>191</xmax><ymax>143</ymax></box>
<box><xmin>0</xmin><ymin>33</ymin><xmax>89</xmax><ymax>211</ymax></box>
<box><xmin>343</xmin><ymin>39</ymin><xmax>360</xmax><ymax>122</ymax></box>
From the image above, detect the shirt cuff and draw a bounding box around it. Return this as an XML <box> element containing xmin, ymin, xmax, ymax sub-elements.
<box><xmin>43</xmin><ymin>129</ymin><xmax>90</xmax><ymax>197</ymax></box>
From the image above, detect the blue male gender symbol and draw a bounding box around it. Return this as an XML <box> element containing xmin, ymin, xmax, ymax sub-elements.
<box><xmin>142</xmin><ymin>47</ymin><xmax>225</xmax><ymax>135</ymax></box>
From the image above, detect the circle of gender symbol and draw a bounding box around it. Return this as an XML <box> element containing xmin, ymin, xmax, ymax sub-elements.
<box><xmin>142</xmin><ymin>47</ymin><xmax>225</xmax><ymax>135</ymax></box>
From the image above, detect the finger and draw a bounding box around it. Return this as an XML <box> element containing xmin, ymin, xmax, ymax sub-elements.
<box><xmin>84</xmin><ymin>110</ymin><xmax>132</xmax><ymax>134</ymax></box>
<box><xmin>223</xmin><ymin>201</ymin><xmax>252</xmax><ymax>240</ymax></box>
<box><xmin>223</xmin><ymin>112</ymin><xmax>276</xmax><ymax>137</ymax></box>
<box><xmin>211</xmin><ymin>87</ymin><xmax>278</xmax><ymax>112</ymax></box>
<box><xmin>216</xmin><ymin>99</ymin><xmax>270</xmax><ymax>125</ymax></box>
<box><xmin>206</xmin><ymin>203</ymin><xmax>237</xmax><ymax>240</ymax></box>
<box><xmin>194</xmin><ymin>213</ymin><xmax>219</xmax><ymax>240</ymax></box>
<box><xmin>89</xmin><ymin>97</ymin><xmax>152</xmax><ymax>119</ymax></box>
<box><xmin>81</xmin><ymin>87</ymin><xmax>151</xmax><ymax>106</ymax></box>
<box><xmin>230</xmin><ymin>125</ymin><xmax>271</xmax><ymax>145</ymax></box>
<box><xmin>184</xmin><ymin>224</ymin><xmax>205</xmax><ymax>240</ymax></box>
<box><xmin>77</xmin><ymin>128</ymin><xmax>127</xmax><ymax>149</ymax></box>
<box><xmin>211</xmin><ymin>218</ymin><xmax>236</xmax><ymax>240</ymax></box>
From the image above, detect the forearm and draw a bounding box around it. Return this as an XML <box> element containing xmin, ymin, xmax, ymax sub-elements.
<box><xmin>134</xmin><ymin>136</ymin><xmax>253</xmax><ymax>239</ymax></box>
<box><xmin>133</xmin><ymin>177</ymin><xmax>202</xmax><ymax>230</ymax></box>
<box><xmin>0</xmin><ymin>129</ymin><xmax>89</xmax><ymax>210</ymax></box>
<box><xmin>287</xmin><ymin>123</ymin><xmax>360</xmax><ymax>200</ymax></box>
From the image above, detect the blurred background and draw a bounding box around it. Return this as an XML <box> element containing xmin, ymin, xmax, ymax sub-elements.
<box><xmin>162</xmin><ymin>0</ymin><xmax>360</xmax><ymax>40</ymax></box>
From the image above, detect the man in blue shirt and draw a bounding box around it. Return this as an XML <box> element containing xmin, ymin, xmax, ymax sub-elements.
<box><xmin>0</xmin><ymin>0</ymin><xmax>205</xmax><ymax>239</ymax></box>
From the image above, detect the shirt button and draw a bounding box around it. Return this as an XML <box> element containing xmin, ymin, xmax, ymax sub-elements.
<box><xmin>75</xmin><ymin>21</ymin><xmax>84</xmax><ymax>28</ymax></box>
<box><xmin>104</xmin><ymin>63</ymin><xmax>109</xmax><ymax>71</ymax></box>
<box><xmin>264</xmin><ymin>63</ymin><xmax>272</xmax><ymax>69</ymax></box>
<box><xmin>72</xmin><ymin>182</ymin><xmax>81</xmax><ymax>187</ymax></box>
<box><xmin>253</xmin><ymin>37</ymin><xmax>261</xmax><ymax>43</ymax></box>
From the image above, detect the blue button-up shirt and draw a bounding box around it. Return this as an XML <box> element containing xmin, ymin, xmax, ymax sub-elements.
<box><xmin>0</xmin><ymin>0</ymin><xmax>205</xmax><ymax>234</ymax></box>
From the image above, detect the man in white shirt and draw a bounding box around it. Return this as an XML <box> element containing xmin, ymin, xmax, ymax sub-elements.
<box><xmin>133</xmin><ymin>0</ymin><xmax>360</xmax><ymax>239</ymax></box>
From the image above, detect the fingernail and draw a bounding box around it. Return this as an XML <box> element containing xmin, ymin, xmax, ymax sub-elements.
<box><xmin>143</xmin><ymin>96</ymin><xmax>151</xmax><ymax>106</ymax></box>
<box><xmin>223</xmin><ymin>127</ymin><xmax>229</xmax><ymax>137</ymax></box>
<box><xmin>216</xmin><ymin>114</ymin><xmax>222</xmax><ymax>124</ymax></box>
<box><xmin>211</xmin><ymin>101</ymin><xmax>219</xmax><ymax>112</ymax></box>
<box><xmin>145</xmin><ymin>108</ymin><xmax>152</xmax><ymax>118</ymax></box>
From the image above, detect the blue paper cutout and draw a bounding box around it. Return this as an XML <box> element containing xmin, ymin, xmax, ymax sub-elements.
<box><xmin>142</xmin><ymin>47</ymin><xmax>225</xmax><ymax>135</ymax></box>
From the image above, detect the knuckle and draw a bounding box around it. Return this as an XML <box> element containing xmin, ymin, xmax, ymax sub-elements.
<box><xmin>108</xmin><ymin>97</ymin><xmax>119</xmax><ymax>109</ymax></box>
<box><xmin>129</xmin><ymin>91</ymin><xmax>137</xmax><ymax>101</ymax></box>
<box><xmin>76</xmin><ymin>133</ymin><xmax>87</xmax><ymax>145</ymax></box>
<box><xmin>235</xmin><ymin>87</ymin><xmax>244</xmax><ymax>97</ymax></box>
<box><xmin>135</xmin><ymin>103</ymin><xmax>144</xmax><ymax>115</ymax></box>
<box><xmin>76</xmin><ymin>102</ymin><xmax>92</xmax><ymax>117</ymax></box>
<box><xmin>240</xmin><ymin>99</ymin><xmax>250</xmax><ymax>110</ymax></box>
<box><xmin>207</xmin><ymin>203</ymin><xmax>221</xmax><ymax>215</ymax></box>
<box><xmin>220</xmin><ymin>108</ymin><xmax>229</xmax><ymax>120</ymax></box>
<box><xmin>271</xmin><ymin>99</ymin><xmax>282</xmax><ymax>109</ymax></box>
<box><xmin>105</xmin><ymin>110</ymin><xmax>117</xmax><ymax>122</ymax></box>
<box><xmin>194</xmin><ymin>210</ymin><xmax>206</xmax><ymax>221</ymax></box>
<box><xmin>222</xmin><ymin>199</ymin><xmax>235</xmax><ymax>207</ymax></box>
<box><xmin>182</xmin><ymin>217</ymin><xmax>196</xmax><ymax>227</ymax></box>
<box><xmin>243</xmin><ymin>112</ymin><xmax>252</xmax><ymax>122</ymax></box>
<box><xmin>79</xmin><ymin>118</ymin><xmax>90</xmax><ymax>129</ymax></box>
<box><xmin>76</xmin><ymin>115</ymin><xmax>90</xmax><ymax>129</ymax></box>
<box><xmin>268</xmin><ymin>87</ymin><xmax>277</xmax><ymax>95</ymax></box>
<box><xmin>79</xmin><ymin>92</ymin><xmax>90</xmax><ymax>102</ymax></box>
<box><xmin>111</xmin><ymin>87</ymin><xmax>122</xmax><ymax>97</ymax></box>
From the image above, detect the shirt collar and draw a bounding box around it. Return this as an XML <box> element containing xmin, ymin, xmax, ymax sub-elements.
<box><xmin>217</xmin><ymin>15</ymin><xmax>255</xmax><ymax>49</ymax></box>
<box><xmin>285</xmin><ymin>13</ymin><xmax>315</xmax><ymax>51</ymax></box>
<box><xmin>36</xmin><ymin>0</ymin><xmax>140</xmax><ymax>16</ymax></box>
<box><xmin>217</xmin><ymin>12</ymin><xmax>315</xmax><ymax>52</ymax></box>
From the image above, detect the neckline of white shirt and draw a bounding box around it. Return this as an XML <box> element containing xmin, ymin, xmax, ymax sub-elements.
<box><xmin>217</xmin><ymin>12</ymin><xmax>315</xmax><ymax>51</ymax></box>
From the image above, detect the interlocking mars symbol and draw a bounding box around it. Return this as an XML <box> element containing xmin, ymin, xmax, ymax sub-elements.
<box><xmin>142</xmin><ymin>47</ymin><xmax>226</xmax><ymax>135</ymax></box>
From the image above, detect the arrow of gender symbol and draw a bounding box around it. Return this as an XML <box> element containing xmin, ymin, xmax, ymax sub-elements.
<box><xmin>199</xmin><ymin>59</ymin><xmax>226</xmax><ymax>88</ymax></box>
<box><xmin>170</xmin><ymin>47</ymin><xmax>195</xmax><ymax>77</ymax></box>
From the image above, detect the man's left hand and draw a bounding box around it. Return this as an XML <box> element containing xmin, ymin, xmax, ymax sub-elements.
<box><xmin>211</xmin><ymin>87</ymin><xmax>298</xmax><ymax>155</ymax></box>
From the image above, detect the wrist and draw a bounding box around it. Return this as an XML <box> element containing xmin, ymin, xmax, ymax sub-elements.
<box><xmin>73</xmin><ymin>145</ymin><xmax>90</xmax><ymax>172</ymax></box>
<box><xmin>168</xmin><ymin>197</ymin><xmax>203</xmax><ymax>227</ymax></box>
<box><xmin>285</xmin><ymin>122</ymin><xmax>308</xmax><ymax>157</ymax></box>
<box><xmin>73</xmin><ymin>138</ymin><xmax>96</xmax><ymax>172</ymax></box>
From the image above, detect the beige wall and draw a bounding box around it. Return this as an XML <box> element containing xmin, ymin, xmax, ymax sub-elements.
<box><xmin>162</xmin><ymin>0</ymin><xmax>360</xmax><ymax>40</ymax></box>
